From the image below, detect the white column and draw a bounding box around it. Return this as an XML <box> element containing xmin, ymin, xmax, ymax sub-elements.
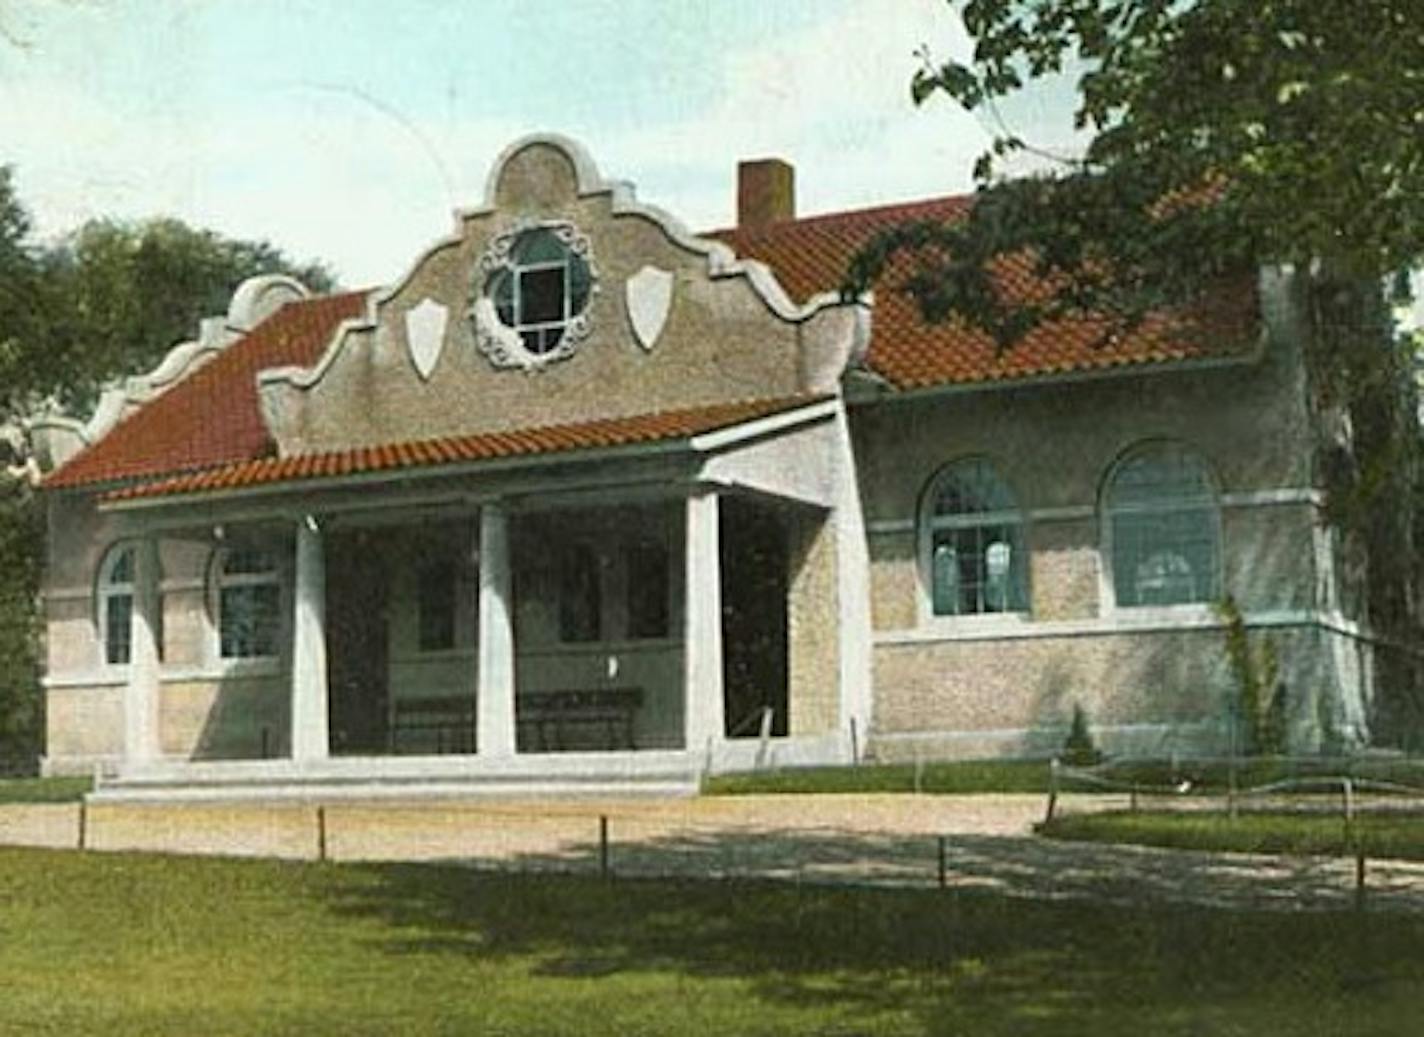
<box><xmin>477</xmin><ymin>502</ymin><xmax>517</xmax><ymax>757</ymax></box>
<box><xmin>683</xmin><ymin>491</ymin><xmax>726</xmax><ymax>753</ymax></box>
<box><xmin>123</xmin><ymin>537</ymin><xmax>161</xmax><ymax>767</ymax></box>
<box><xmin>291</xmin><ymin>516</ymin><xmax>330</xmax><ymax>763</ymax></box>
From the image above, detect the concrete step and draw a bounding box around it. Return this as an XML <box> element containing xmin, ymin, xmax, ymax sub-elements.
<box><xmin>88</xmin><ymin>752</ymin><xmax>701</xmax><ymax>804</ymax></box>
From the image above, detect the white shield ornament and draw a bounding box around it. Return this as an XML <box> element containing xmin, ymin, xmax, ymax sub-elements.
<box><xmin>625</xmin><ymin>265</ymin><xmax>674</xmax><ymax>352</ymax></box>
<box><xmin>405</xmin><ymin>298</ymin><xmax>449</xmax><ymax>380</ymax></box>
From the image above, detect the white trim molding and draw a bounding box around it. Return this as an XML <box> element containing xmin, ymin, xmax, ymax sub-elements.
<box><xmin>874</xmin><ymin>608</ymin><xmax>1374</xmax><ymax>646</ymax></box>
<box><xmin>1219</xmin><ymin>487</ymin><xmax>1323</xmax><ymax>508</ymax></box>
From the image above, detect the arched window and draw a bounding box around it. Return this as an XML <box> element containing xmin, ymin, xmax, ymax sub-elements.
<box><xmin>98</xmin><ymin>544</ymin><xmax>135</xmax><ymax>665</ymax></box>
<box><xmin>923</xmin><ymin>458</ymin><xmax>1029</xmax><ymax>616</ymax></box>
<box><xmin>1106</xmin><ymin>442</ymin><xmax>1221</xmax><ymax>607</ymax></box>
<box><xmin>215</xmin><ymin>546</ymin><xmax>282</xmax><ymax>659</ymax></box>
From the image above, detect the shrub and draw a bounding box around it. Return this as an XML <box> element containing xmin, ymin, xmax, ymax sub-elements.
<box><xmin>1062</xmin><ymin>704</ymin><xmax>1102</xmax><ymax>766</ymax></box>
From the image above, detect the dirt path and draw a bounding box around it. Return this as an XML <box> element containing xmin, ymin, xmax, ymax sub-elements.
<box><xmin>3</xmin><ymin>793</ymin><xmax>1421</xmax><ymax>912</ymax></box>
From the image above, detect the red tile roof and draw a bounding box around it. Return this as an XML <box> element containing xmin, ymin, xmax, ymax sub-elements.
<box><xmin>44</xmin><ymin>291</ymin><xmax>370</xmax><ymax>490</ymax></box>
<box><xmin>709</xmin><ymin>195</ymin><xmax>1257</xmax><ymax>391</ymax></box>
<box><xmin>45</xmin><ymin>190</ymin><xmax>1258</xmax><ymax>498</ymax></box>
<box><xmin>103</xmin><ymin>395</ymin><xmax>831</xmax><ymax>503</ymax></box>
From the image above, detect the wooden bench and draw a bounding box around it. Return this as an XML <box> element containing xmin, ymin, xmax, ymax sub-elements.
<box><xmin>517</xmin><ymin>687</ymin><xmax>643</xmax><ymax>752</ymax></box>
<box><xmin>389</xmin><ymin>696</ymin><xmax>475</xmax><ymax>754</ymax></box>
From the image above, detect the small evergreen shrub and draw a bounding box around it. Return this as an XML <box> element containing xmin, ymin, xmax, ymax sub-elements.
<box><xmin>1062</xmin><ymin>704</ymin><xmax>1103</xmax><ymax>766</ymax></box>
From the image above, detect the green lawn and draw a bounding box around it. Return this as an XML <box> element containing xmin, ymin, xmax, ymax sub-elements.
<box><xmin>3</xmin><ymin>847</ymin><xmax>1424</xmax><ymax>1035</ymax></box>
<box><xmin>704</xmin><ymin>759</ymin><xmax>1049</xmax><ymax>795</ymax></box>
<box><xmin>1041</xmin><ymin>809</ymin><xmax>1424</xmax><ymax>861</ymax></box>
<box><xmin>0</xmin><ymin>776</ymin><xmax>91</xmax><ymax>803</ymax></box>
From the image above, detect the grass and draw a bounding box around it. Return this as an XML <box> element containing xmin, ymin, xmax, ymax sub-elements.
<box><xmin>1041</xmin><ymin>809</ymin><xmax>1424</xmax><ymax>861</ymax></box>
<box><xmin>1058</xmin><ymin>755</ymin><xmax>1424</xmax><ymax>794</ymax></box>
<box><xmin>0</xmin><ymin>775</ymin><xmax>91</xmax><ymax>803</ymax></box>
<box><xmin>2</xmin><ymin>847</ymin><xmax>1424</xmax><ymax>1035</ymax></box>
<box><xmin>704</xmin><ymin>759</ymin><xmax>1049</xmax><ymax>795</ymax></box>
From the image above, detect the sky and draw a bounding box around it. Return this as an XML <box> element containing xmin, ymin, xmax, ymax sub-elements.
<box><xmin>0</xmin><ymin>0</ymin><xmax>1086</xmax><ymax>288</ymax></box>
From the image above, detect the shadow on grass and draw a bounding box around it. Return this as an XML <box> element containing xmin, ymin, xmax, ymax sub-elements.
<box><xmin>321</xmin><ymin>826</ymin><xmax>1424</xmax><ymax>1034</ymax></box>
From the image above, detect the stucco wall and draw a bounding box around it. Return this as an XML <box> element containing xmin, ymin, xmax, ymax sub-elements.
<box><xmin>786</xmin><ymin>510</ymin><xmax>840</xmax><ymax>736</ymax></box>
<box><xmin>159</xmin><ymin>677</ymin><xmax>288</xmax><ymax>759</ymax></box>
<box><xmin>267</xmin><ymin>140</ymin><xmax>816</xmax><ymax>456</ymax></box>
<box><xmin>43</xmin><ymin>492</ymin><xmax>295</xmax><ymax>771</ymax></box>
<box><xmin>869</xmin><ymin>623</ymin><xmax>1353</xmax><ymax>759</ymax></box>
<box><xmin>851</xmin><ymin>277</ymin><xmax>1360</xmax><ymax>756</ymax></box>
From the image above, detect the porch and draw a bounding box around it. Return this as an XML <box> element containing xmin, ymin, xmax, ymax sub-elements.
<box><xmin>91</xmin><ymin>401</ymin><xmax>863</xmax><ymax>798</ymax></box>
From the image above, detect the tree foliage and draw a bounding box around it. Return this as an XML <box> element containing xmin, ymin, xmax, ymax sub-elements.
<box><xmin>0</xmin><ymin>185</ymin><xmax>335</xmax><ymax>421</ymax></box>
<box><xmin>0</xmin><ymin>168</ymin><xmax>337</xmax><ymax>765</ymax></box>
<box><xmin>849</xmin><ymin>0</ymin><xmax>1422</xmax><ymax>327</ymax></box>
<box><xmin>846</xmin><ymin>0</ymin><xmax>1424</xmax><ymax>742</ymax></box>
<box><xmin>1214</xmin><ymin>596</ymin><xmax>1284</xmax><ymax>757</ymax></box>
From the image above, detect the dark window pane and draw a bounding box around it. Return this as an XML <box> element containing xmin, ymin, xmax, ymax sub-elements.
<box><xmin>1113</xmin><ymin>503</ymin><xmax>1217</xmax><ymax>606</ymax></box>
<box><xmin>221</xmin><ymin>583</ymin><xmax>280</xmax><ymax>658</ymax></box>
<box><xmin>627</xmin><ymin>542</ymin><xmax>669</xmax><ymax>639</ymax></box>
<box><xmin>109</xmin><ymin>548</ymin><xmax>134</xmax><ymax>584</ymax></box>
<box><xmin>931</xmin><ymin>523</ymin><xmax>1027</xmax><ymax>616</ymax></box>
<box><xmin>487</xmin><ymin>269</ymin><xmax>515</xmax><ymax>325</ymax></box>
<box><xmin>519</xmin><ymin>228</ymin><xmax>567</xmax><ymax>264</ymax></box>
<box><xmin>559</xmin><ymin>544</ymin><xmax>600</xmax><ymax>642</ymax></box>
<box><xmin>418</xmin><ymin>565</ymin><xmax>456</xmax><ymax>651</ymax></box>
<box><xmin>223</xmin><ymin>547</ymin><xmax>277</xmax><ymax>577</ymax></box>
<box><xmin>521</xmin><ymin>267</ymin><xmax>565</xmax><ymax>326</ymax></box>
<box><xmin>568</xmin><ymin>259</ymin><xmax>592</xmax><ymax>313</ymax></box>
<box><xmin>106</xmin><ymin>594</ymin><xmax>132</xmax><ymax>665</ymax></box>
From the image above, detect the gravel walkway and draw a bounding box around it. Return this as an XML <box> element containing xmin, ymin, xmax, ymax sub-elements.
<box><xmin>4</xmin><ymin>792</ymin><xmax>1423</xmax><ymax>912</ymax></box>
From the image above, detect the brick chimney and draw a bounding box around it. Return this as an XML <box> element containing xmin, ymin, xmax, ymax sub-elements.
<box><xmin>737</xmin><ymin>158</ymin><xmax>795</xmax><ymax>230</ymax></box>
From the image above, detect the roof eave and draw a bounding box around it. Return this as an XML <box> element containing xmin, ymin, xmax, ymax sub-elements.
<box><xmin>99</xmin><ymin>397</ymin><xmax>840</xmax><ymax>514</ymax></box>
<box><xmin>852</xmin><ymin>332</ymin><xmax>1269</xmax><ymax>407</ymax></box>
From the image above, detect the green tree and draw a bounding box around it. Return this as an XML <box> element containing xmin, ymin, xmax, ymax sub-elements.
<box><xmin>0</xmin><ymin>167</ymin><xmax>337</xmax><ymax>765</ymax></box>
<box><xmin>847</xmin><ymin>0</ymin><xmax>1424</xmax><ymax>741</ymax></box>
<box><xmin>34</xmin><ymin>215</ymin><xmax>336</xmax><ymax>416</ymax></box>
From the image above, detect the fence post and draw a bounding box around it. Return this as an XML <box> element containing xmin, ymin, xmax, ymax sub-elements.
<box><xmin>1355</xmin><ymin>848</ymin><xmax>1367</xmax><ymax>911</ymax></box>
<box><xmin>599</xmin><ymin>814</ymin><xmax>610</xmax><ymax>879</ymax></box>
<box><xmin>1044</xmin><ymin>758</ymin><xmax>1060</xmax><ymax>824</ymax></box>
<box><xmin>77</xmin><ymin>800</ymin><xmax>87</xmax><ymax>851</ymax></box>
<box><xmin>1227</xmin><ymin>754</ymin><xmax>1239</xmax><ymax>819</ymax></box>
<box><xmin>316</xmin><ymin>806</ymin><xmax>327</xmax><ymax>862</ymax></box>
<box><xmin>937</xmin><ymin>835</ymin><xmax>947</xmax><ymax>889</ymax></box>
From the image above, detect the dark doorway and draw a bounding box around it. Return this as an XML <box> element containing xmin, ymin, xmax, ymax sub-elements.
<box><xmin>326</xmin><ymin>530</ymin><xmax>390</xmax><ymax>754</ymax></box>
<box><xmin>719</xmin><ymin>496</ymin><xmax>789</xmax><ymax>737</ymax></box>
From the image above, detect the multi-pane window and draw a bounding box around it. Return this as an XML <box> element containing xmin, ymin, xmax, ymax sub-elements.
<box><xmin>486</xmin><ymin>228</ymin><xmax>593</xmax><ymax>355</ymax></box>
<box><xmin>626</xmin><ymin>541</ymin><xmax>670</xmax><ymax>640</ymax></box>
<box><xmin>99</xmin><ymin>545</ymin><xmax>135</xmax><ymax>665</ymax></box>
<box><xmin>417</xmin><ymin>564</ymin><xmax>456</xmax><ymax>652</ymax></box>
<box><xmin>1107</xmin><ymin>442</ymin><xmax>1220</xmax><ymax>607</ymax></box>
<box><xmin>217</xmin><ymin>546</ymin><xmax>281</xmax><ymax>658</ymax></box>
<box><xmin>924</xmin><ymin>458</ymin><xmax>1029</xmax><ymax>616</ymax></box>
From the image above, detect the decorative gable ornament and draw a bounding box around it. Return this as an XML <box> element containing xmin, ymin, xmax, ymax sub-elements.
<box><xmin>626</xmin><ymin>265</ymin><xmax>674</xmax><ymax>352</ymax></box>
<box><xmin>405</xmin><ymin>297</ymin><xmax>449</xmax><ymax>381</ymax></box>
<box><xmin>470</xmin><ymin>218</ymin><xmax>598</xmax><ymax>372</ymax></box>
